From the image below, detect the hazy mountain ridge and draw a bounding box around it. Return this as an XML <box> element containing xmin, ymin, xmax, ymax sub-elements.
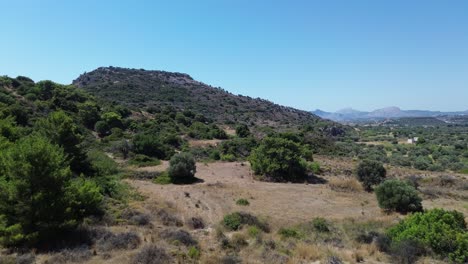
<box><xmin>313</xmin><ymin>106</ymin><xmax>468</xmax><ymax>122</ymax></box>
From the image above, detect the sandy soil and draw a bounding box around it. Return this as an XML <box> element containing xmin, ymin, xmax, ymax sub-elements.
<box><xmin>129</xmin><ymin>162</ymin><xmax>389</xmax><ymax>229</ymax></box>
<box><xmin>128</xmin><ymin>157</ymin><xmax>468</xmax><ymax>229</ymax></box>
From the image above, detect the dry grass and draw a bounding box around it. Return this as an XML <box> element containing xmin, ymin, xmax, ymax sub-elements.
<box><xmin>328</xmin><ymin>177</ymin><xmax>364</xmax><ymax>192</ymax></box>
<box><xmin>292</xmin><ymin>243</ymin><xmax>325</xmax><ymax>261</ymax></box>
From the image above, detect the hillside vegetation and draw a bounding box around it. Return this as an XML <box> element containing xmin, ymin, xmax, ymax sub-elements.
<box><xmin>73</xmin><ymin>67</ymin><xmax>343</xmax><ymax>135</ymax></box>
<box><xmin>0</xmin><ymin>71</ymin><xmax>466</xmax><ymax>264</ymax></box>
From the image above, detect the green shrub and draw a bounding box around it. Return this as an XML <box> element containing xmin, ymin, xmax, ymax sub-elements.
<box><xmin>356</xmin><ymin>160</ymin><xmax>386</xmax><ymax>191</ymax></box>
<box><xmin>309</xmin><ymin>161</ymin><xmax>321</xmax><ymax>174</ymax></box>
<box><xmin>387</xmin><ymin>209</ymin><xmax>467</xmax><ymax>263</ymax></box>
<box><xmin>413</xmin><ymin>157</ymin><xmax>431</xmax><ymax>170</ymax></box>
<box><xmin>375</xmin><ymin>179</ymin><xmax>423</xmax><ymax>213</ymax></box>
<box><xmin>188</xmin><ymin>122</ymin><xmax>227</xmax><ymax>139</ymax></box>
<box><xmin>223</xmin><ymin>212</ymin><xmax>269</xmax><ymax>232</ymax></box>
<box><xmin>235</xmin><ymin>124</ymin><xmax>251</xmax><ymax>138</ymax></box>
<box><xmin>168</xmin><ymin>153</ymin><xmax>196</xmax><ymax>182</ymax></box>
<box><xmin>220</xmin><ymin>153</ymin><xmax>236</xmax><ymax>162</ymax></box>
<box><xmin>278</xmin><ymin>227</ymin><xmax>302</xmax><ymax>239</ymax></box>
<box><xmin>153</xmin><ymin>171</ymin><xmax>172</xmax><ymax>185</ymax></box>
<box><xmin>248</xmin><ymin>226</ymin><xmax>261</xmax><ymax>238</ymax></box>
<box><xmin>236</xmin><ymin>199</ymin><xmax>250</xmax><ymax>206</ymax></box>
<box><xmin>219</xmin><ymin>137</ymin><xmax>257</xmax><ymax>160</ymax></box>
<box><xmin>133</xmin><ymin>133</ymin><xmax>175</xmax><ymax>160</ymax></box>
<box><xmin>209</xmin><ymin>149</ymin><xmax>221</xmax><ymax>160</ymax></box>
<box><xmin>312</xmin><ymin>217</ymin><xmax>329</xmax><ymax>232</ymax></box>
<box><xmin>0</xmin><ymin>135</ymin><xmax>101</xmax><ymax>247</ymax></box>
<box><xmin>187</xmin><ymin>246</ymin><xmax>200</xmax><ymax>259</ymax></box>
<box><xmin>223</xmin><ymin>213</ymin><xmax>243</xmax><ymax>231</ymax></box>
<box><xmin>249</xmin><ymin>137</ymin><xmax>307</xmax><ymax>182</ymax></box>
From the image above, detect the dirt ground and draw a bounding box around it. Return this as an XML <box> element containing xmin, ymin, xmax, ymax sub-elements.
<box><xmin>128</xmin><ymin>157</ymin><xmax>468</xmax><ymax>229</ymax></box>
<box><xmin>19</xmin><ymin>156</ymin><xmax>467</xmax><ymax>264</ymax></box>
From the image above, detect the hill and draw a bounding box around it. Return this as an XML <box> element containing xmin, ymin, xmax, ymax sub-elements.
<box><xmin>73</xmin><ymin>67</ymin><xmax>335</xmax><ymax>131</ymax></box>
<box><xmin>313</xmin><ymin>106</ymin><xmax>468</xmax><ymax>122</ymax></box>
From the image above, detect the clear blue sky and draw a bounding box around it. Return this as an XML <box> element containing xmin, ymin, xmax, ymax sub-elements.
<box><xmin>1</xmin><ymin>0</ymin><xmax>467</xmax><ymax>112</ymax></box>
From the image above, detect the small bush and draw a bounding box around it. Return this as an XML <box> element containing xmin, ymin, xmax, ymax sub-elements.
<box><xmin>356</xmin><ymin>160</ymin><xmax>386</xmax><ymax>191</ymax></box>
<box><xmin>223</xmin><ymin>212</ymin><xmax>269</xmax><ymax>232</ymax></box>
<box><xmin>48</xmin><ymin>247</ymin><xmax>92</xmax><ymax>264</ymax></box>
<box><xmin>309</xmin><ymin>161</ymin><xmax>321</xmax><ymax>174</ymax></box>
<box><xmin>221</xmin><ymin>153</ymin><xmax>236</xmax><ymax>162</ymax></box>
<box><xmin>249</xmin><ymin>137</ymin><xmax>307</xmax><ymax>182</ymax></box>
<box><xmin>168</xmin><ymin>152</ymin><xmax>196</xmax><ymax>182</ymax></box>
<box><xmin>97</xmin><ymin>231</ymin><xmax>141</xmax><ymax>251</ymax></box>
<box><xmin>390</xmin><ymin>239</ymin><xmax>426</xmax><ymax>264</ymax></box>
<box><xmin>312</xmin><ymin>217</ymin><xmax>329</xmax><ymax>232</ymax></box>
<box><xmin>235</xmin><ymin>124</ymin><xmax>251</xmax><ymax>138</ymax></box>
<box><xmin>223</xmin><ymin>213</ymin><xmax>242</xmax><ymax>231</ymax></box>
<box><xmin>153</xmin><ymin>171</ymin><xmax>172</xmax><ymax>185</ymax></box>
<box><xmin>186</xmin><ymin>217</ymin><xmax>205</xmax><ymax>230</ymax></box>
<box><xmin>278</xmin><ymin>227</ymin><xmax>302</xmax><ymax>239</ymax></box>
<box><xmin>188</xmin><ymin>246</ymin><xmax>200</xmax><ymax>259</ymax></box>
<box><xmin>248</xmin><ymin>226</ymin><xmax>261</xmax><ymax>238</ymax></box>
<box><xmin>236</xmin><ymin>198</ymin><xmax>250</xmax><ymax>206</ymax></box>
<box><xmin>375</xmin><ymin>179</ymin><xmax>423</xmax><ymax>213</ymax></box>
<box><xmin>160</xmin><ymin>229</ymin><xmax>197</xmax><ymax>246</ymax></box>
<box><xmin>388</xmin><ymin>209</ymin><xmax>467</xmax><ymax>263</ymax></box>
<box><xmin>132</xmin><ymin>245</ymin><xmax>170</xmax><ymax>264</ymax></box>
<box><xmin>230</xmin><ymin>233</ymin><xmax>248</xmax><ymax>250</ymax></box>
<box><xmin>157</xmin><ymin>209</ymin><xmax>183</xmax><ymax>226</ymax></box>
<box><xmin>121</xmin><ymin>209</ymin><xmax>151</xmax><ymax>226</ymax></box>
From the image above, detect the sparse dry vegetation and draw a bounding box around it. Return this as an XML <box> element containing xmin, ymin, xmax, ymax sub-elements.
<box><xmin>0</xmin><ymin>71</ymin><xmax>466</xmax><ymax>264</ymax></box>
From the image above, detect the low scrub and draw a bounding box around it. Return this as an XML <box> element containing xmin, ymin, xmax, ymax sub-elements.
<box><xmin>156</xmin><ymin>209</ymin><xmax>183</xmax><ymax>226</ymax></box>
<box><xmin>329</xmin><ymin>177</ymin><xmax>363</xmax><ymax>192</ymax></box>
<box><xmin>97</xmin><ymin>231</ymin><xmax>141</xmax><ymax>251</ymax></box>
<box><xmin>387</xmin><ymin>209</ymin><xmax>467</xmax><ymax>263</ymax></box>
<box><xmin>278</xmin><ymin>227</ymin><xmax>303</xmax><ymax>239</ymax></box>
<box><xmin>312</xmin><ymin>217</ymin><xmax>330</xmax><ymax>233</ymax></box>
<box><xmin>132</xmin><ymin>245</ymin><xmax>170</xmax><ymax>264</ymax></box>
<box><xmin>121</xmin><ymin>209</ymin><xmax>151</xmax><ymax>226</ymax></box>
<box><xmin>48</xmin><ymin>247</ymin><xmax>92</xmax><ymax>264</ymax></box>
<box><xmin>160</xmin><ymin>229</ymin><xmax>197</xmax><ymax>246</ymax></box>
<box><xmin>236</xmin><ymin>198</ymin><xmax>250</xmax><ymax>206</ymax></box>
<box><xmin>375</xmin><ymin>179</ymin><xmax>423</xmax><ymax>213</ymax></box>
<box><xmin>186</xmin><ymin>217</ymin><xmax>205</xmax><ymax>230</ymax></box>
<box><xmin>153</xmin><ymin>171</ymin><xmax>172</xmax><ymax>185</ymax></box>
<box><xmin>223</xmin><ymin>212</ymin><xmax>269</xmax><ymax>232</ymax></box>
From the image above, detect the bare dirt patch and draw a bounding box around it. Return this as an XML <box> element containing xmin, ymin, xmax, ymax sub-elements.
<box><xmin>129</xmin><ymin>162</ymin><xmax>384</xmax><ymax>229</ymax></box>
<box><xmin>129</xmin><ymin>158</ymin><xmax>468</xmax><ymax>228</ymax></box>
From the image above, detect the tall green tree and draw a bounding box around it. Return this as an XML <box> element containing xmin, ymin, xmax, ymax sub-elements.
<box><xmin>36</xmin><ymin>111</ymin><xmax>88</xmax><ymax>173</ymax></box>
<box><xmin>356</xmin><ymin>160</ymin><xmax>386</xmax><ymax>191</ymax></box>
<box><xmin>249</xmin><ymin>137</ymin><xmax>307</xmax><ymax>181</ymax></box>
<box><xmin>0</xmin><ymin>135</ymin><xmax>101</xmax><ymax>246</ymax></box>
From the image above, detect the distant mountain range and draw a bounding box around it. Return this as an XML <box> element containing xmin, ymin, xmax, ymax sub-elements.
<box><xmin>312</xmin><ymin>107</ymin><xmax>468</xmax><ymax>122</ymax></box>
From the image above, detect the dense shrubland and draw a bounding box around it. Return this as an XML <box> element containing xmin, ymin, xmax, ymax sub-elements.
<box><xmin>0</xmin><ymin>76</ymin><xmax>124</xmax><ymax>248</ymax></box>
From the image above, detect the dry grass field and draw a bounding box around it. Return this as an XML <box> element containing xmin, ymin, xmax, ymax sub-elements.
<box><xmin>8</xmin><ymin>156</ymin><xmax>467</xmax><ymax>264</ymax></box>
